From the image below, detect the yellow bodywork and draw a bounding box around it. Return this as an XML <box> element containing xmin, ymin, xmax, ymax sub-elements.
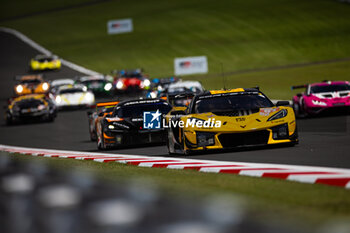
<box><xmin>8</xmin><ymin>94</ymin><xmax>48</xmax><ymax>110</ymax></box>
<box><xmin>14</xmin><ymin>75</ymin><xmax>50</xmax><ymax>96</ymax></box>
<box><xmin>30</xmin><ymin>58</ymin><xmax>61</xmax><ymax>71</ymax></box>
<box><xmin>179</xmin><ymin>106</ymin><xmax>297</xmax><ymax>151</ymax></box>
<box><xmin>166</xmin><ymin>91</ymin><xmax>298</xmax><ymax>153</ymax></box>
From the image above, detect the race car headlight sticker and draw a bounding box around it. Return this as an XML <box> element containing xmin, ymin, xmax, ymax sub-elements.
<box><xmin>312</xmin><ymin>100</ymin><xmax>327</xmax><ymax>106</ymax></box>
<box><xmin>267</xmin><ymin>109</ymin><xmax>287</xmax><ymax>121</ymax></box>
<box><xmin>16</xmin><ymin>85</ymin><xmax>23</xmax><ymax>94</ymax></box>
<box><xmin>104</xmin><ymin>83</ymin><xmax>113</xmax><ymax>91</ymax></box>
<box><xmin>116</xmin><ymin>81</ymin><xmax>124</xmax><ymax>89</ymax></box>
<box><xmin>272</xmin><ymin>123</ymin><xmax>289</xmax><ymax>140</ymax></box>
<box><xmin>55</xmin><ymin>96</ymin><xmax>62</xmax><ymax>104</ymax></box>
<box><xmin>150</xmin><ymin>91</ymin><xmax>157</xmax><ymax>98</ymax></box>
<box><xmin>108</xmin><ymin>124</ymin><xmax>115</xmax><ymax>130</ymax></box>
<box><xmin>42</xmin><ymin>82</ymin><xmax>49</xmax><ymax>91</ymax></box>
<box><xmin>196</xmin><ymin>132</ymin><xmax>215</xmax><ymax>147</ymax></box>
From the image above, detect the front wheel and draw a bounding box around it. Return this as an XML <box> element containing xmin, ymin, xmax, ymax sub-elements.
<box><xmin>97</xmin><ymin>127</ymin><xmax>106</xmax><ymax>150</ymax></box>
<box><xmin>292</xmin><ymin>102</ymin><xmax>301</xmax><ymax>117</ymax></box>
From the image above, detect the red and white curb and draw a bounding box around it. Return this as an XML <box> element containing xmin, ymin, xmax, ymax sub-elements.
<box><xmin>1</xmin><ymin>144</ymin><xmax>350</xmax><ymax>189</ymax></box>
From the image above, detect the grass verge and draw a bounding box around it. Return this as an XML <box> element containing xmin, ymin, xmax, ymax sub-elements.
<box><xmin>1</xmin><ymin>0</ymin><xmax>350</xmax><ymax>98</ymax></box>
<box><xmin>11</xmin><ymin>153</ymin><xmax>350</xmax><ymax>226</ymax></box>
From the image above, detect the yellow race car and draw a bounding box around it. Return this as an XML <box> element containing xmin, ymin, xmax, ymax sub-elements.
<box><xmin>14</xmin><ymin>74</ymin><xmax>50</xmax><ymax>96</ymax></box>
<box><xmin>30</xmin><ymin>54</ymin><xmax>61</xmax><ymax>71</ymax></box>
<box><xmin>5</xmin><ymin>94</ymin><xmax>57</xmax><ymax>125</ymax></box>
<box><xmin>166</xmin><ymin>88</ymin><xmax>298</xmax><ymax>155</ymax></box>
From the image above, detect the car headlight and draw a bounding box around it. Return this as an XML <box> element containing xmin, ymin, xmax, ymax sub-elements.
<box><xmin>16</xmin><ymin>85</ymin><xmax>23</xmax><ymax>94</ymax></box>
<box><xmin>116</xmin><ymin>81</ymin><xmax>124</xmax><ymax>89</ymax></box>
<box><xmin>108</xmin><ymin>124</ymin><xmax>115</xmax><ymax>130</ymax></box>
<box><xmin>143</xmin><ymin>79</ymin><xmax>151</xmax><ymax>87</ymax></box>
<box><xmin>55</xmin><ymin>95</ymin><xmax>62</xmax><ymax>104</ymax></box>
<box><xmin>267</xmin><ymin>109</ymin><xmax>288</xmax><ymax>121</ymax></box>
<box><xmin>312</xmin><ymin>100</ymin><xmax>327</xmax><ymax>106</ymax></box>
<box><xmin>42</xmin><ymin>82</ymin><xmax>49</xmax><ymax>91</ymax></box>
<box><xmin>85</xmin><ymin>92</ymin><xmax>95</xmax><ymax>102</ymax></box>
<box><xmin>37</xmin><ymin>104</ymin><xmax>46</xmax><ymax>110</ymax></box>
<box><xmin>104</xmin><ymin>83</ymin><xmax>113</xmax><ymax>91</ymax></box>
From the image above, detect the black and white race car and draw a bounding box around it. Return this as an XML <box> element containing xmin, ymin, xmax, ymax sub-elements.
<box><xmin>96</xmin><ymin>99</ymin><xmax>172</xmax><ymax>150</ymax></box>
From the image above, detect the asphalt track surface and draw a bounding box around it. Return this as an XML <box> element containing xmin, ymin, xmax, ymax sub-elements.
<box><xmin>1</xmin><ymin>31</ymin><xmax>350</xmax><ymax>169</ymax></box>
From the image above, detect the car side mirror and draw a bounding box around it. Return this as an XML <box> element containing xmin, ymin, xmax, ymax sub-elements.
<box><xmin>276</xmin><ymin>101</ymin><xmax>290</xmax><ymax>106</ymax></box>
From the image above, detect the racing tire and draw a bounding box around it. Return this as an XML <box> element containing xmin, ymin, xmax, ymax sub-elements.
<box><xmin>97</xmin><ymin>127</ymin><xmax>107</xmax><ymax>150</ymax></box>
<box><xmin>292</xmin><ymin>102</ymin><xmax>300</xmax><ymax>117</ymax></box>
<box><xmin>90</xmin><ymin>131</ymin><xmax>97</xmax><ymax>142</ymax></box>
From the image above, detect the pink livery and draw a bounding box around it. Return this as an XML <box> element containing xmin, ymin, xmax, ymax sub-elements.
<box><xmin>292</xmin><ymin>81</ymin><xmax>350</xmax><ymax>117</ymax></box>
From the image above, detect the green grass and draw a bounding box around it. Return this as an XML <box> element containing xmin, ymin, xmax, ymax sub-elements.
<box><xmin>11</xmin><ymin>153</ymin><xmax>350</xmax><ymax>225</ymax></box>
<box><xmin>1</xmin><ymin>0</ymin><xmax>350</xmax><ymax>98</ymax></box>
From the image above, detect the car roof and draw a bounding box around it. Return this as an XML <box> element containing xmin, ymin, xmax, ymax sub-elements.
<box><xmin>168</xmin><ymin>80</ymin><xmax>202</xmax><ymax>89</ymax></box>
<box><xmin>57</xmin><ymin>84</ymin><xmax>86</xmax><ymax>90</ymax></box>
<box><xmin>18</xmin><ymin>74</ymin><xmax>44</xmax><ymax>81</ymax></box>
<box><xmin>79</xmin><ymin>75</ymin><xmax>105</xmax><ymax>82</ymax></box>
<box><xmin>310</xmin><ymin>81</ymin><xmax>350</xmax><ymax>87</ymax></box>
<box><xmin>51</xmin><ymin>79</ymin><xmax>75</xmax><ymax>86</ymax></box>
<box><xmin>34</xmin><ymin>54</ymin><xmax>57</xmax><ymax>59</ymax></box>
<box><xmin>117</xmin><ymin>98</ymin><xmax>168</xmax><ymax>107</ymax></box>
<box><xmin>196</xmin><ymin>88</ymin><xmax>262</xmax><ymax>98</ymax></box>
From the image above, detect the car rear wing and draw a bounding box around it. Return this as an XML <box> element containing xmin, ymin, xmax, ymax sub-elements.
<box><xmin>14</xmin><ymin>74</ymin><xmax>44</xmax><ymax>81</ymax></box>
<box><xmin>291</xmin><ymin>84</ymin><xmax>307</xmax><ymax>90</ymax></box>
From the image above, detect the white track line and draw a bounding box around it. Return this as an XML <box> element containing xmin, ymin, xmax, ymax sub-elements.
<box><xmin>0</xmin><ymin>27</ymin><xmax>100</xmax><ymax>76</ymax></box>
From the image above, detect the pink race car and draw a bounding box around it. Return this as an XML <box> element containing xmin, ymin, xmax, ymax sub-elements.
<box><xmin>292</xmin><ymin>81</ymin><xmax>350</xmax><ymax>117</ymax></box>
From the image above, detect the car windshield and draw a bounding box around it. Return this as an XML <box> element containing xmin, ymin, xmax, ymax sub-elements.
<box><xmin>194</xmin><ymin>93</ymin><xmax>273</xmax><ymax>114</ymax></box>
<box><xmin>21</xmin><ymin>79</ymin><xmax>42</xmax><ymax>85</ymax></box>
<box><xmin>15</xmin><ymin>99</ymin><xmax>44</xmax><ymax>108</ymax></box>
<box><xmin>168</xmin><ymin>86</ymin><xmax>202</xmax><ymax>94</ymax></box>
<box><xmin>59</xmin><ymin>88</ymin><xmax>84</xmax><ymax>94</ymax></box>
<box><xmin>122</xmin><ymin>73</ymin><xmax>142</xmax><ymax>78</ymax></box>
<box><xmin>115</xmin><ymin>102</ymin><xmax>171</xmax><ymax>118</ymax></box>
<box><xmin>311</xmin><ymin>84</ymin><xmax>350</xmax><ymax>93</ymax></box>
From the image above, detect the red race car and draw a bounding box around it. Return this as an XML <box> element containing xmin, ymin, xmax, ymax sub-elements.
<box><xmin>292</xmin><ymin>80</ymin><xmax>350</xmax><ymax>117</ymax></box>
<box><xmin>112</xmin><ymin>69</ymin><xmax>151</xmax><ymax>93</ymax></box>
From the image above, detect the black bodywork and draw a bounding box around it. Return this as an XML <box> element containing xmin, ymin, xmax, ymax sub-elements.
<box><xmin>98</xmin><ymin>99</ymin><xmax>172</xmax><ymax>149</ymax></box>
<box><xmin>5</xmin><ymin>95</ymin><xmax>57</xmax><ymax>125</ymax></box>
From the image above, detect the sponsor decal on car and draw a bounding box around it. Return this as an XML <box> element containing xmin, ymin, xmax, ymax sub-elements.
<box><xmin>143</xmin><ymin>110</ymin><xmax>222</xmax><ymax>129</ymax></box>
<box><xmin>259</xmin><ymin>107</ymin><xmax>280</xmax><ymax>116</ymax></box>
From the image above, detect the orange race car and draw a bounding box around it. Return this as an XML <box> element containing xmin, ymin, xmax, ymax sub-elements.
<box><xmin>14</xmin><ymin>74</ymin><xmax>50</xmax><ymax>96</ymax></box>
<box><xmin>87</xmin><ymin>101</ymin><xmax>119</xmax><ymax>141</ymax></box>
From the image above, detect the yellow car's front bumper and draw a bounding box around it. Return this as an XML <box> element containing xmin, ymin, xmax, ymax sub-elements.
<box><xmin>30</xmin><ymin>60</ymin><xmax>61</xmax><ymax>70</ymax></box>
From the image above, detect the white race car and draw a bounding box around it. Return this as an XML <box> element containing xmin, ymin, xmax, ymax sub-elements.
<box><xmin>167</xmin><ymin>80</ymin><xmax>204</xmax><ymax>95</ymax></box>
<box><xmin>50</xmin><ymin>79</ymin><xmax>75</xmax><ymax>94</ymax></box>
<box><xmin>54</xmin><ymin>84</ymin><xmax>95</xmax><ymax>109</ymax></box>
